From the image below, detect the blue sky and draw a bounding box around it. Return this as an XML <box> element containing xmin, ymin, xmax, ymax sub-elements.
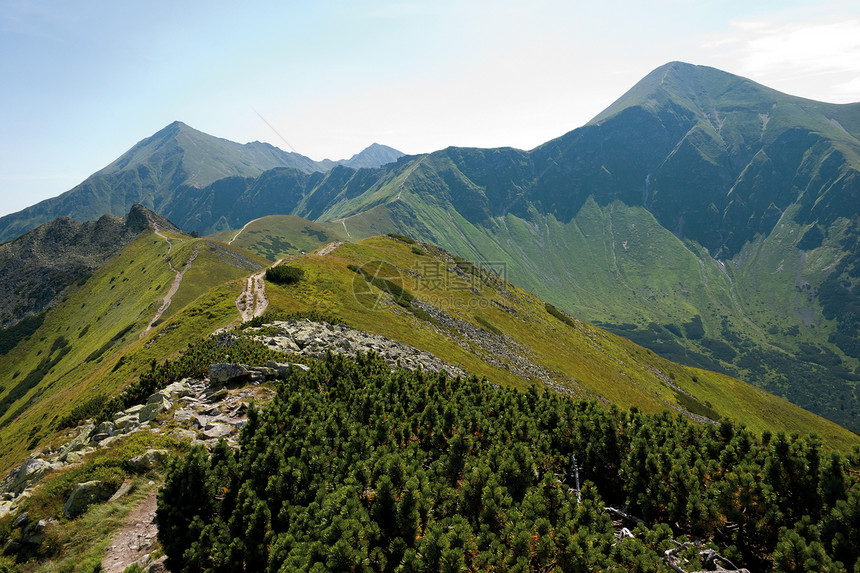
<box><xmin>2</xmin><ymin>0</ymin><xmax>859</xmax><ymax>217</ymax></box>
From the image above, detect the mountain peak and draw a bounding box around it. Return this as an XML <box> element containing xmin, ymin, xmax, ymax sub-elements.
<box><xmin>587</xmin><ymin>61</ymin><xmax>776</xmax><ymax>126</ymax></box>
<box><xmin>341</xmin><ymin>142</ymin><xmax>405</xmax><ymax>169</ymax></box>
<box><xmin>125</xmin><ymin>204</ymin><xmax>181</xmax><ymax>234</ymax></box>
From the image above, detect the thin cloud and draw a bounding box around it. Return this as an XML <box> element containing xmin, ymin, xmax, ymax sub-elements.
<box><xmin>703</xmin><ymin>12</ymin><xmax>860</xmax><ymax>102</ymax></box>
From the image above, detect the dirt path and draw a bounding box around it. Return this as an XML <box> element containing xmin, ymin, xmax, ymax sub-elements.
<box><xmin>338</xmin><ymin>218</ymin><xmax>351</xmax><ymax>238</ymax></box>
<box><xmin>236</xmin><ymin>258</ymin><xmax>285</xmax><ymax>322</ymax></box>
<box><xmin>228</xmin><ymin>217</ymin><xmax>263</xmax><ymax>245</ymax></box>
<box><xmin>101</xmin><ymin>488</ymin><xmax>160</xmax><ymax>573</ymax></box>
<box><xmin>141</xmin><ymin>238</ymin><xmax>200</xmax><ymax>339</ymax></box>
<box><xmin>317</xmin><ymin>241</ymin><xmax>343</xmax><ymax>257</ymax></box>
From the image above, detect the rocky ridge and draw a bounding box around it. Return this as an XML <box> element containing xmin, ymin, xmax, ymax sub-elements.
<box><xmin>248</xmin><ymin>318</ymin><xmax>469</xmax><ymax>378</ymax></box>
<box><xmin>0</xmin><ymin>204</ymin><xmax>177</xmax><ymax>328</ymax></box>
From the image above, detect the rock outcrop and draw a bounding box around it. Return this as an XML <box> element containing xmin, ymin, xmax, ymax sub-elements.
<box><xmin>247</xmin><ymin>319</ymin><xmax>468</xmax><ymax>378</ymax></box>
<box><xmin>62</xmin><ymin>480</ymin><xmax>116</xmax><ymax>518</ymax></box>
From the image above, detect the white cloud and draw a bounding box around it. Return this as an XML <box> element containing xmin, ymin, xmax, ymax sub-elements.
<box><xmin>703</xmin><ymin>9</ymin><xmax>860</xmax><ymax>102</ymax></box>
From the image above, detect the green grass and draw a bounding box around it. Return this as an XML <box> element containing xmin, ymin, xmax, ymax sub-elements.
<box><xmin>0</xmin><ymin>232</ymin><xmax>266</xmax><ymax>473</ymax></box>
<box><xmin>257</xmin><ymin>235</ymin><xmax>859</xmax><ymax>451</ymax></box>
<box><xmin>209</xmin><ymin>215</ymin><xmax>349</xmax><ymax>261</ymax></box>
<box><xmin>27</xmin><ymin>478</ymin><xmax>160</xmax><ymax>573</ymax></box>
<box><xmin>3</xmin><ymin>225</ymin><xmax>858</xmax><ymax>483</ymax></box>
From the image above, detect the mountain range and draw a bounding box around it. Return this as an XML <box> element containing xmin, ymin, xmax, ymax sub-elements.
<box><xmin>1</xmin><ymin>61</ymin><xmax>858</xmax><ymax>432</ymax></box>
<box><xmin>0</xmin><ymin>122</ymin><xmax>403</xmax><ymax>243</ymax></box>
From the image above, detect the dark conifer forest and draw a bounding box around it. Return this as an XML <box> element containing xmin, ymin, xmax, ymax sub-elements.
<box><xmin>157</xmin><ymin>352</ymin><xmax>860</xmax><ymax>572</ymax></box>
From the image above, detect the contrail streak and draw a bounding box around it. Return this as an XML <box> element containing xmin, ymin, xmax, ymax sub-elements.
<box><xmin>251</xmin><ymin>107</ymin><xmax>299</xmax><ymax>154</ymax></box>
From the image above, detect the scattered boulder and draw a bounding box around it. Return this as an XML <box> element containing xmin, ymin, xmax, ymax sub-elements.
<box><xmin>202</xmin><ymin>423</ymin><xmax>233</xmax><ymax>440</ymax></box>
<box><xmin>169</xmin><ymin>428</ymin><xmax>198</xmax><ymax>442</ymax></box>
<box><xmin>97</xmin><ymin>420</ymin><xmax>116</xmax><ymax>437</ymax></box>
<box><xmin>0</xmin><ymin>501</ymin><xmax>13</xmax><ymax>518</ymax></box>
<box><xmin>59</xmin><ymin>450</ymin><xmax>84</xmax><ymax>464</ymax></box>
<box><xmin>250</xmin><ymin>320</ymin><xmax>466</xmax><ymax>377</ymax></box>
<box><xmin>124</xmin><ymin>404</ymin><xmax>146</xmax><ymax>416</ymax></box>
<box><xmin>0</xmin><ymin>458</ymin><xmax>52</xmax><ymax>496</ymax></box>
<box><xmin>13</xmin><ymin>511</ymin><xmax>28</xmax><ymax>529</ymax></box>
<box><xmin>113</xmin><ymin>413</ymin><xmax>139</xmax><ymax>430</ymax></box>
<box><xmin>62</xmin><ymin>480</ymin><xmax>115</xmax><ymax>518</ymax></box>
<box><xmin>147</xmin><ymin>555</ymin><xmax>168</xmax><ymax>572</ymax></box>
<box><xmin>139</xmin><ymin>398</ymin><xmax>170</xmax><ymax>423</ymax></box>
<box><xmin>108</xmin><ymin>480</ymin><xmax>133</xmax><ymax>502</ymax></box>
<box><xmin>126</xmin><ymin>450</ymin><xmax>170</xmax><ymax>473</ymax></box>
<box><xmin>60</xmin><ymin>424</ymin><xmax>96</xmax><ymax>454</ymax></box>
<box><xmin>209</xmin><ymin>363</ymin><xmax>251</xmax><ymax>384</ymax></box>
<box><xmin>162</xmin><ymin>379</ymin><xmax>195</xmax><ymax>399</ymax></box>
<box><xmin>267</xmin><ymin>360</ymin><xmax>310</xmax><ymax>376</ymax></box>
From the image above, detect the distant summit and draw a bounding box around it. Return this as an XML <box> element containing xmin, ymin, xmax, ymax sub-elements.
<box><xmin>0</xmin><ymin>122</ymin><xmax>403</xmax><ymax>243</ymax></box>
<box><xmin>339</xmin><ymin>143</ymin><xmax>404</xmax><ymax>169</ymax></box>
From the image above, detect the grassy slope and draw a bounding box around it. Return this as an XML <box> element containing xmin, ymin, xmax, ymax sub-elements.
<box><xmin>0</xmin><ymin>232</ymin><xmax>268</xmax><ymax>472</ymax></box>
<box><xmin>290</xmin><ymin>63</ymin><xmax>860</xmax><ymax>429</ymax></box>
<box><xmin>209</xmin><ymin>215</ymin><xmax>350</xmax><ymax>261</ymax></box>
<box><xmin>259</xmin><ymin>235</ymin><xmax>858</xmax><ymax>451</ymax></box>
<box><xmin>2</xmin><ymin>225</ymin><xmax>856</xmax><ymax>475</ymax></box>
<box><xmin>311</xmin><ymin>169</ymin><xmax>859</xmax><ymax>428</ymax></box>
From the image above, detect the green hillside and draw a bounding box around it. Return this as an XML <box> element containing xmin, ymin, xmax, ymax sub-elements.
<box><xmin>209</xmin><ymin>215</ymin><xmax>351</xmax><ymax>260</ymax></box>
<box><xmin>0</xmin><ymin>230</ymin><xmax>268</xmax><ymax>472</ymax></box>
<box><xmin>2</xmin><ymin>228</ymin><xmax>856</xmax><ymax>476</ymax></box>
<box><xmin>287</xmin><ymin>63</ymin><xmax>860</xmax><ymax>430</ymax></box>
<box><xmin>1</xmin><ymin>62</ymin><xmax>858</xmax><ymax>431</ymax></box>
<box><xmin>0</xmin><ymin>227</ymin><xmax>857</xmax><ymax>570</ymax></box>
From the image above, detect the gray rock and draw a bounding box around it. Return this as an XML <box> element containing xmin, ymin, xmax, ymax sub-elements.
<box><xmin>139</xmin><ymin>398</ymin><xmax>171</xmax><ymax>423</ymax></box>
<box><xmin>147</xmin><ymin>555</ymin><xmax>168</xmax><ymax>572</ymax></box>
<box><xmin>62</xmin><ymin>480</ymin><xmax>115</xmax><ymax>518</ymax></box>
<box><xmin>163</xmin><ymin>380</ymin><xmax>194</xmax><ymax>398</ymax></box>
<box><xmin>146</xmin><ymin>391</ymin><xmax>170</xmax><ymax>404</ymax></box>
<box><xmin>96</xmin><ymin>420</ymin><xmax>116</xmax><ymax>436</ymax></box>
<box><xmin>89</xmin><ymin>433</ymin><xmax>112</xmax><ymax>444</ymax></box>
<box><xmin>60</xmin><ymin>450</ymin><xmax>84</xmax><ymax>464</ymax></box>
<box><xmin>173</xmin><ymin>409</ymin><xmax>195</xmax><ymax>424</ymax></box>
<box><xmin>266</xmin><ymin>361</ymin><xmax>310</xmax><ymax>376</ymax></box>
<box><xmin>0</xmin><ymin>501</ymin><xmax>13</xmax><ymax>518</ymax></box>
<box><xmin>127</xmin><ymin>450</ymin><xmax>170</xmax><ymax>472</ymax></box>
<box><xmin>209</xmin><ymin>362</ymin><xmax>252</xmax><ymax>384</ymax></box>
<box><xmin>13</xmin><ymin>511</ymin><xmax>28</xmax><ymax>529</ymax></box>
<box><xmin>0</xmin><ymin>458</ymin><xmax>52</xmax><ymax>495</ymax></box>
<box><xmin>209</xmin><ymin>388</ymin><xmax>229</xmax><ymax>402</ymax></box>
<box><xmin>202</xmin><ymin>423</ymin><xmax>233</xmax><ymax>440</ymax></box>
<box><xmin>108</xmin><ymin>480</ymin><xmax>132</xmax><ymax>502</ymax></box>
<box><xmin>169</xmin><ymin>428</ymin><xmax>198</xmax><ymax>442</ymax></box>
<box><xmin>60</xmin><ymin>424</ymin><xmax>95</xmax><ymax>454</ymax></box>
<box><xmin>113</xmin><ymin>414</ymin><xmax>139</xmax><ymax>429</ymax></box>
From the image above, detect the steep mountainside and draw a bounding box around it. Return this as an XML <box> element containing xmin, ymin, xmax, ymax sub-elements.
<box><xmin>2</xmin><ymin>221</ymin><xmax>856</xmax><ymax>477</ymax></box>
<box><xmin>1</xmin><ymin>62</ymin><xmax>857</xmax><ymax>428</ymax></box>
<box><xmin>295</xmin><ymin>63</ymin><xmax>860</xmax><ymax>429</ymax></box>
<box><xmin>0</xmin><ymin>122</ymin><xmax>403</xmax><ymax>242</ymax></box>
<box><xmin>0</xmin><ymin>204</ymin><xmax>178</xmax><ymax>329</ymax></box>
<box><xmin>0</xmin><ymin>231</ymin><xmax>857</xmax><ymax>571</ymax></box>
